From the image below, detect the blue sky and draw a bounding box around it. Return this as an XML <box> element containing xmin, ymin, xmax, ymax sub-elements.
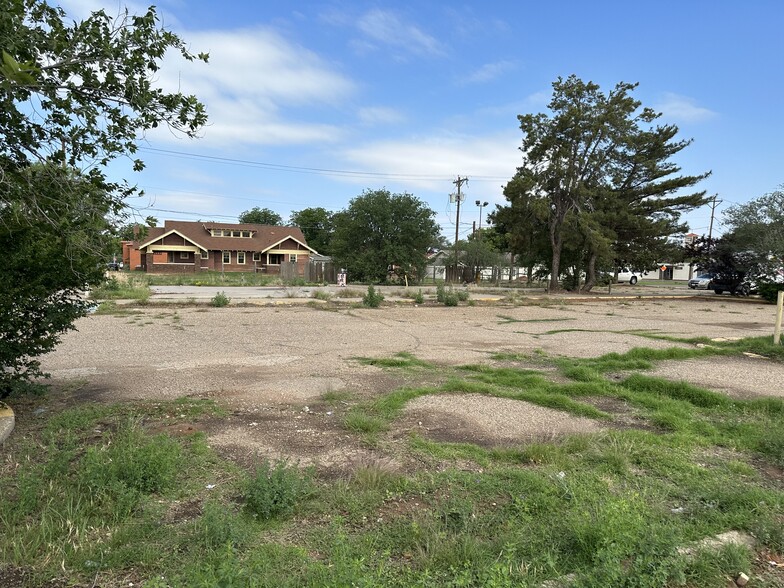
<box><xmin>64</xmin><ymin>0</ymin><xmax>783</xmax><ymax>242</ymax></box>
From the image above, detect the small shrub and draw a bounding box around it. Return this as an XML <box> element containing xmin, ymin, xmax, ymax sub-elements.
<box><xmin>244</xmin><ymin>460</ymin><xmax>313</xmax><ymax>520</ymax></box>
<box><xmin>457</xmin><ymin>289</ymin><xmax>469</xmax><ymax>301</ymax></box>
<box><xmin>210</xmin><ymin>291</ymin><xmax>230</xmax><ymax>307</ymax></box>
<box><xmin>442</xmin><ymin>286</ymin><xmax>459</xmax><ymax>306</ymax></box>
<box><xmin>362</xmin><ymin>285</ymin><xmax>384</xmax><ymax>308</ymax></box>
<box><xmin>758</xmin><ymin>281</ymin><xmax>784</xmax><ymax>303</ymax></box>
<box><xmin>436</xmin><ymin>283</ymin><xmax>446</xmax><ymax>303</ymax></box>
<box><xmin>311</xmin><ymin>290</ymin><xmax>333</xmax><ymax>301</ymax></box>
<box><xmin>414</xmin><ymin>289</ymin><xmax>425</xmax><ymax>304</ymax></box>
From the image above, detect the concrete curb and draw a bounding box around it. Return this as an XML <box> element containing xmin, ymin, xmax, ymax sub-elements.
<box><xmin>0</xmin><ymin>401</ymin><xmax>14</xmax><ymax>444</ymax></box>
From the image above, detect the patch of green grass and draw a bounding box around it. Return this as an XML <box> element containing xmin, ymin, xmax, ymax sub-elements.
<box><xmin>355</xmin><ymin>351</ymin><xmax>432</xmax><ymax>369</ymax></box>
<box><xmin>92</xmin><ymin>301</ymin><xmax>143</xmax><ymax>316</ymax></box>
<box><xmin>320</xmin><ymin>389</ymin><xmax>354</xmax><ymax>404</ymax></box>
<box><xmin>0</xmin><ymin>401</ymin><xmax>229</xmax><ymax>584</ymax></box>
<box><xmin>489</xmin><ymin>351</ymin><xmax>539</xmax><ymax>362</ymax></box>
<box><xmin>5</xmin><ymin>337</ymin><xmax>784</xmax><ymax>588</ymax></box>
<box><xmin>334</xmin><ymin>288</ymin><xmax>363</xmax><ymax>298</ymax></box>
<box><xmin>311</xmin><ymin>289</ymin><xmax>333</xmax><ymax>301</ymax></box>
<box><xmin>90</xmin><ymin>276</ymin><xmax>150</xmax><ymax>302</ymax></box>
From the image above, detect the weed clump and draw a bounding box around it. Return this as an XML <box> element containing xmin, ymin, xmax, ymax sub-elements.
<box><xmin>210</xmin><ymin>291</ymin><xmax>230</xmax><ymax>307</ymax></box>
<box><xmin>436</xmin><ymin>283</ymin><xmax>446</xmax><ymax>303</ymax></box>
<box><xmin>362</xmin><ymin>285</ymin><xmax>384</xmax><ymax>308</ymax></box>
<box><xmin>244</xmin><ymin>460</ymin><xmax>313</xmax><ymax>520</ymax></box>
<box><xmin>442</xmin><ymin>286</ymin><xmax>459</xmax><ymax>306</ymax></box>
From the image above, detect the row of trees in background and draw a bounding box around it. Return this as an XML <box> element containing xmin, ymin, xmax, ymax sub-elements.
<box><xmin>237</xmin><ymin>190</ymin><xmax>440</xmax><ymax>284</ymax></box>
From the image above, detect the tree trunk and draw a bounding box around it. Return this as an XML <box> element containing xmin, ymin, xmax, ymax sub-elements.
<box><xmin>549</xmin><ymin>227</ymin><xmax>562</xmax><ymax>291</ymax></box>
<box><xmin>582</xmin><ymin>251</ymin><xmax>597</xmax><ymax>291</ymax></box>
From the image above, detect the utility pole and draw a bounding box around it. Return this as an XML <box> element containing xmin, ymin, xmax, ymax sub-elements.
<box><xmin>452</xmin><ymin>175</ymin><xmax>468</xmax><ymax>283</ymax></box>
<box><xmin>707</xmin><ymin>194</ymin><xmax>721</xmax><ymax>248</ymax></box>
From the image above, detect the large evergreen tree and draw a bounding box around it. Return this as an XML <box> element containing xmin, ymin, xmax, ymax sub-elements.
<box><xmin>501</xmin><ymin>75</ymin><xmax>708</xmax><ymax>290</ymax></box>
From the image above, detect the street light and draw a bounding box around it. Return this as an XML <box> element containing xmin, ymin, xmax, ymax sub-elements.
<box><xmin>475</xmin><ymin>200</ymin><xmax>489</xmax><ymax>234</ymax></box>
<box><xmin>475</xmin><ymin>200</ymin><xmax>489</xmax><ymax>282</ymax></box>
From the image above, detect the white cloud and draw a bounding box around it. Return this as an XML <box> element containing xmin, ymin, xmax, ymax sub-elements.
<box><xmin>339</xmin><ymin>131</ymin><xmax>520</xmax><ymax>193</ymax></box>
<box><xmin>356</xmin><ymin>9</ymin><xmax>446</xmax><ymax>57</ymax></box>
<box><xmin>151</xmin><ymin>27</ymin><xmax>355</xmax><ymax>147</ymax></box>
<box><xmin>656</xmin><ymin>93</ymin><xmax>717</xmax><ymax>123</ymax></box>
<box><xmin>464</xmin><ymin>60</ymin><xmax>517</xmax><ymax>85</ymax></box>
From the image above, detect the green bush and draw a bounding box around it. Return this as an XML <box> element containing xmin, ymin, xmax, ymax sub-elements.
<box><xmin>442</xmin><ymin>286</ymin><xmax>459</xmax><ymax>306</ymax></box>
<box><xmin>560</xmin><ymin>274</ymin><xmax>579</xmax><ymax>291</ymax></box>
<box><xmin>244</xmin><ymin>460</ymin><xmax>313</xmax><ymax>520</ymax></box>
<box><xmin>414</xmin><ymin>289</ymin><xmax>425</xmax><ymax>304</ymax></box>
<box><xmin>457</xmin><ymin>289</ymin><xmax>469</xmax><ymax>301</ymax></box>
<box><xmin>362</xmin><ymin>285</ymin><xmax>384</xmax><ymax>308</ymax></box>
<box><xmin>758</xmin><ymin>281</ymin><xmax>784</xmax><ymax>303</ymax></box>
<box><xmin>436</xmin><ymin>283</ymin><xmax>446</xmax><ymax>303</ymax></box>
<box><xmin>210</xmin><ymin>291</ymin><xmax>230</xmax><ymax>307</ymax></box>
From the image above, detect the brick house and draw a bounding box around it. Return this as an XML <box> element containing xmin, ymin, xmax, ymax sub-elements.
<box><xmin>133</xmin><ymin>220</ymin><xmax>317</xmax><ymax>275</ymax></box>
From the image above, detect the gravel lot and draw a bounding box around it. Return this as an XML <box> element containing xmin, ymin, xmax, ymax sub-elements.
<box><xmin>35</xmin><ymin>297</ymin><xmax>781</xmax><ymax>470</ymax></box>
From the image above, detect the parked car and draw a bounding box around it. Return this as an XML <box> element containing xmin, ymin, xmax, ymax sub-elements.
<box><xmin>688</xmin><ymin>273</ymin><xmax>714</xmax><ymax>289</ymax></box>
<box><xmin>616</xmin><ymin>268</ymin><xmax>646</xmax><ymax>285</ymax></box>
<box><xmin>711</xmin><ymin>275</ymin><xmax>757</xmax><ymax>296</ymax></box>
<box><xmin>107</xmin><ymin>261</ymin><xmax>120</xmax><ymax>271</ymax></box>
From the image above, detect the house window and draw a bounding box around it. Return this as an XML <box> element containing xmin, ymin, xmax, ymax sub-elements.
<box><xmin>242</xmin><ymin>231</ymin><xmax>250</xmax><ymax>238</ymax></box>
<box><xmin>180</xmin><ymin>251</ymin><xmax>189</xmax><ymax>260</ymax></box>
<box><xmin>252</xmin><ymin>252</ymin><xmax>261</xmax><ymax>262</ymax></box>
<box><xmin>223</xmin><ymin>251</ymin><xmax>231</xmax><ymax>264</ymax></box>
<box><xmin>201</xmin><ymin>250</ymin><xmax>208</xmax><ymax>260</ymax></box>
<box><xmin>232</xmin><ymin>230</ymin><xmax>241</xmax><ymax>237</ymax></box>
<box><xmin>237</xmin><ymin>251</ymin><xmax>246</xmax><ymax>264</ymax></box>
<box><xmin>289</xmin><ymin>254</ymin><xmax>297</xmax><ymax>263</ymax></box>
<box><xmin>268</xmin><ymin>253</ymin><xmax>283</xmax><ymax>265</ymax></box>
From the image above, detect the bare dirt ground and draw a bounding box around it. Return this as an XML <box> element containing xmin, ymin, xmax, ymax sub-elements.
<box><xmin>31</xmin><ymin>296</ymin><xmax>782</xmax><ymax>473</ymax></box>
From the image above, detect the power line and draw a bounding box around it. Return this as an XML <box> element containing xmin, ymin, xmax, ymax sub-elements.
<box><xmin>139</xmin><ymin>146</ymin><xmax>510</xmax><ymax>182</ymax></box>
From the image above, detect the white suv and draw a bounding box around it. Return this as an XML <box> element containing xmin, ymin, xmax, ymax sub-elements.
<box><xmin>616</xmin><ymin>268</ymin><xmax>644</xmax><ymax>285</ymax></box>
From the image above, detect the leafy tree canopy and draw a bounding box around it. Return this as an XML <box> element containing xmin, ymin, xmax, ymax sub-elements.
<box><xmin>289</xmin><ymin>207</ymin><xmax>334</xmax><ymax>254</ymax></box>
<box><xmin>0</xmin><ymin>1</ymin><xmax>207</xmax><ymax>396</ymax></box>
<box><xmin>498</xmin><ymin>75</ymin><xmax>708</xmax><ymax>291</ymax></box>
<box><xmin>330</xmin><ymin>189</ymin><xmax>439</xmax><ymax>283</ymax></box>
<box><xmin>238</xmin><ymin>207</ymin><xmax>283</xmax><ymax>225</ymax></box>
<box><xmin>689</xmin><ymin>188</ymin><xmax>784</xmax><ymax>288</ymax></box>
<box><xmin>722</xmin><ymin>188</ymin><xmax>784</xmax><ymax>277</ymax></box>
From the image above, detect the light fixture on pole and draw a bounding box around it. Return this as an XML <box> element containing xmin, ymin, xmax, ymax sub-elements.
<box><xmin>475</xmin><ymin>200</ymin><xmax>489</xmax><ymax>235</ymax></box>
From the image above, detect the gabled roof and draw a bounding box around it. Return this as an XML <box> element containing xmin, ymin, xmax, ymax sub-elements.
<box><xmin>136</xmin><ymin>220</ymin><xmax>317</xmax><ymax>254</ymax></box>
<box><xmin>137</xmin><ymin>228</ymin><xmax>208</xmax><ymax>251</ymax></box>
